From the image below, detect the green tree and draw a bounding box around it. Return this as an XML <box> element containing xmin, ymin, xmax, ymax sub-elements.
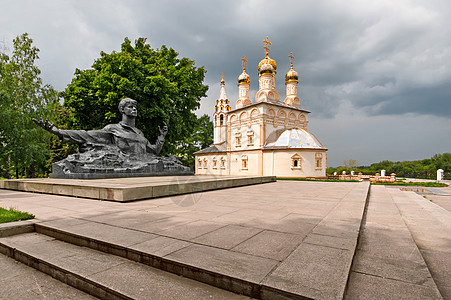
<box><xmin>61</xmin><ymin>37</ymin><xmax>208</xmax><ymax>157</ymax></box>
<box><xmin>175</xmin><ymin>114</ymin><xmax>213</xmax><ymax>169</ymax></box>
<box><xmin>430</xmin><ymin>153</ymin><xmax>451</xmax><ymax>172</ymax></box>
<box><xmin>0</xmin><ymin>33</ymin><xmax>58</xmax><ymax>178</ymax></box>
<box><xmin>47</xmin><ymin>102</ymin><xmax>78</xmax><ymax>168</ymax></box>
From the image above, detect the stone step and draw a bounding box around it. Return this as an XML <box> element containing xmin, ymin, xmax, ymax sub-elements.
<box><xmin>0</xmin><ymin>232</ymin><xmax>252</xmax><ymax>300</ymax></box>
<box><xmin>345</xmin><ymin>185</ymin><xmax>443</xmax><ymax>299</ymax></box>
<box><xmin>389</xmin><ymin>187</ymin><xmax>451</xmax><ymax>299</ymax></box>
<box><xmin>0</xmin><ymin>253</ymin><xmax>96</xmax><ymax>299</ymax></box>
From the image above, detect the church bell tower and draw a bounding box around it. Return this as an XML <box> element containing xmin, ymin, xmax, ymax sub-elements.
<box><xmin>213</xmin><ymin>73</ymin><xmax>230</xmax><ymax>144</ymax></box>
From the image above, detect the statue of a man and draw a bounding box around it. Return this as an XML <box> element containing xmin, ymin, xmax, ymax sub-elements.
<box><xmin>34</xmin><ymin>97</ymin><xmax>168</xmax><ymax>156</ymax></box>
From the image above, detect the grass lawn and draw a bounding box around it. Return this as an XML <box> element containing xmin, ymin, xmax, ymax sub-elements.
<box><xmin>0</xmin><ymin>207</ymin><xmax>35</xmax><ymax>224</ymax></box>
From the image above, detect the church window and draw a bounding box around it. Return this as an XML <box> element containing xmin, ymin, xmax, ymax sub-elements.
<box><xmin>291</xmin><ymin>154</ymin><xmax>302</xmax><ymax>170</ymax></box>
<box><xmin>198</xmin><ymin>158</ymin><xmax>203</xmax><ymax>169</ymax></box>
<box><xmin>203</xmin><ymin>158</ymin><xmax>208</xmax><ymax>169</ymax></box>
<box><xmin>212</xmin><ymin>157</ymin><xmax>217</xmax><ymax>169</ymax></box>
<box><xmin>220</xmin><ymin>114</ymin><xmax>224</xmax><ymax>126</ymax></box>
<box><xmin>241</xmin><ymin>155</ymin><xmax>248</xmax><ymax>170</ymax></box>
<box><xmin>247</xmin><ymin>130</ymin><xmax>254</xmax><ymax>146</ymax></box>
<box><xmin>235</xmin><ymin>132</ymin><xmax>242</xmax><ymax>147</ymax></box>
<box><xmin>220</xmin><ymin>157</ymin><xmax>226</xmax><ymax>169</ymax></box>
<box><xmin>315</xmin><ymin>153</ymin><xmax>323</xmax><ymax>170</ymax></box>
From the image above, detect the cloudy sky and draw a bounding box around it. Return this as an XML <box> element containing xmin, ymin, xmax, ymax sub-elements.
<box><xmin>2</xmin><ymin>0</ymin><xmax>450</xmax><ymax>167</ymax></box>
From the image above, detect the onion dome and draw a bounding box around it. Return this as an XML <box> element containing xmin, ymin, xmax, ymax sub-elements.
<box><xmin>258</xmin><ymin>56</ymin><xmax>277</xmax><ymax>72</ymax></box>
<box><xmin>285</xmin><ymin>51</ymin><xmax>298</xmax><ymax>83</ymax></box>
<box><xmin>259</xmin><ymin>62</ymin><xmax>274</xmax><ymax>76</ymax></box>
<box><xmin>258</xmin><ymin>36</ymin><xmax>277</xmax><ymax>72</ymax></box>
<box><xmin>285</xmin><ymin>66</ymin><xmax>298</xmax><ymax>83</ymax></box>
<box><xmin>238</xmin><ymin>70</ymin><xmax>250</xmax><ymax>84</ymax></box>
<box><xmin>238</xmin><ymin>55</ymin><xmax>250</xmax><ymax>84</ymax></box>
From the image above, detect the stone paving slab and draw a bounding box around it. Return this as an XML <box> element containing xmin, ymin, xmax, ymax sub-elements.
<box><xmin>345</xmin><ymin>185</ymin><xmax>442</xmax><ymax>299</ymax></box>
<box><xmin>20</xmin><ymin>181</ymin><xmax>367</xmax><ymax>299</ymax></box>
<box><xmin>7</xmin><ymin>180</ymin><xmax>436</xmax><ymax>299</ymax></box>
<box><xmin>346</xmin><ymin>272</ymin><xmax>442</xmax><ymax>300</ymax></box>
<box><xmin>0</xmin><ymin>175</ymin><xmax>276</xmax><ymax>202</ymax></box>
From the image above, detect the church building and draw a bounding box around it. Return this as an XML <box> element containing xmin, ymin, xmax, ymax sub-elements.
<box><xmin>195</xmin><ymin>37</ymin><xmax>327</xmax><ymax>178</ymax></box>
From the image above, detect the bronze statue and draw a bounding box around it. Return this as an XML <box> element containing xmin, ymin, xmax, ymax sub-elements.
<box><xmin>33</xmin><ymin>97</ymin><xmax>191</xmax><ymax>179</ymax></box>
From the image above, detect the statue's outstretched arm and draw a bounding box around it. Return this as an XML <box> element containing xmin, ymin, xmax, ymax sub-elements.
<box><xmin>146</xmin><ymin>121</ymin><xmax>168</xmax><ymax>155</ymax></box>
<box><xmin>32</xmin><ymin>118</ymin><xmax>61</xmax><ymax>137</ymax></box>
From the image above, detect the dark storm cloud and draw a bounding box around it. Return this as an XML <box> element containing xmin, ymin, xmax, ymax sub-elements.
<box><xmin>1</xmin><ymin>0</ymin><xmax>450</xmax><ymax>165</ymax></box>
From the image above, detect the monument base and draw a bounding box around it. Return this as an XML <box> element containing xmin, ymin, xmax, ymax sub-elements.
<box><xmin>0</xmin><ymin>175</ymin><xmax>276</xmax><ymax>202</ymax></box>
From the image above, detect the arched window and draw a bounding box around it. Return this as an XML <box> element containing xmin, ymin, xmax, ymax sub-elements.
<box><xmin>235</xmin><ymin>132</ymin><xmax>242</xmax><ymax>147</ymax></box>
<box><xmin>315</xmin><ymin>153</ymin><xmax>323</xmax><ymax>170</ymax></box>
<box><xmin>247</xmin><ymin>130</ymin><xmax>254</xmax><ymax>146</ymax></box>
<box><xmin>212</xmin><ymin>157</ymin><xmax>217</xmax><ymax>169</ymax></box>
<box><xmin>220</xmin><ymin>157</ymin><xmax>226</xmax><ymax>169</ymax></box>
<box><xmin>220</xmin><ymin>114</ymin><xmax>224</xmax><ymax>126</ymax></box>
<box><xmin>203</xmin><ymin>158</ymin><xmax>208</xmax><ymax>169</ymax></box>
<box><xmin>198</xmin><ymin>158</ymin><xmax>203</xmax><ymax>169</ymax></box>
<box><xmin>291</xmin><ymin>154</ymin><xmax>302</xmax><ymax>170</ymax></box>
<box><xmin>241</xmin><ymin>155</ymin><xmax>248</xmax><ymax>170</ymax></box>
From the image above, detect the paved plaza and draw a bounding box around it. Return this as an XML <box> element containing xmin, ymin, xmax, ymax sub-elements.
<box><xmin>0</xmin><ymin>179</ymin><xmax>450</xmax><ymax>299</ymax></box>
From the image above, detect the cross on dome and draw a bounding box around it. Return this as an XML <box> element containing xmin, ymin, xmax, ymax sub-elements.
<box><xmin>288</xmin><ymin>52</ymin><xmax>295</xmax><ymax>68</ymax></box>
<box><xmin>221</xmin><ymin>72</ymin><xmax>225</xmax><ymax>85</ymax></box>
<box><xmin>241</xmin><ymin>55</ymin><xmax>248</xmax><ymax>71</ymax></box>
<box><xmin>263</xmin><ymin>36</ymin><xmax>272</xmax><ymax>57</ymax></box>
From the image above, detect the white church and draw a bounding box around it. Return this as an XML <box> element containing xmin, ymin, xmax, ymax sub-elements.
<box><xmin>195</xmin><ymin>37</ymin><xmax>327</xmax><ymax>178</ymax></box>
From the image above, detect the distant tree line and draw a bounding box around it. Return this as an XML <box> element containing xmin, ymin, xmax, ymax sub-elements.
<box><xmin>327</xmin><ymin>153</ymin><xmax>451</xmax><ymax>180</ymax></box>
<box><xmin>0</xmin><ymin>33</ymin><xmax>212</xmax><ymax>179</ymax></box>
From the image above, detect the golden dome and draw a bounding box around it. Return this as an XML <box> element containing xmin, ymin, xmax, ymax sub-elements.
<box><xmin>285</xmin><ymin>51</ymin><xmax>298</xmax><ymax>83</ymax></box>
<box><xmin>259</xmin><ymin>62</ymin><xmax>274</xmax><ymax>76</ymax></box>
<box><xmin>238</xmin><ymin>70</ymin><xmax>250</xmax><ymax>84</ymax></box>
<box><xmin>259</xmin><ymin>36</ymin><xmax>277</xmax><ymax>71</ymax></box>
<box><xmin>285</xmin><ymin>66</ymin><xmax>299</xmax><ymax>83</ymax></box>
<box><xmin>258</xmin><ymin>56</ymin><xmax>277</xmax><ymax>72</ymax></box>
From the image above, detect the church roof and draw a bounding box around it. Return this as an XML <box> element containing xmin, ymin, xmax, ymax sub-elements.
<box><xmin>264</xmin><ymin>128</ymin><xmax>326</xmax><ymax>150</ymax></box>
<box><xmin>228</xmin><ymin>100</ymin><xmax>310</xmax><ymax>114</ymax></box>
<box><xmin>194</xmin><ymin>141</ymin><xmax>227</xmax><ymax>154</ymax></box>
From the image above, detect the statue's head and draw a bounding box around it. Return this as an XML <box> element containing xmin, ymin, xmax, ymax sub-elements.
<box><xmin>118</xmin><ymin>98</ymin><xmax>138</xmax><ymax>114</ymax></box>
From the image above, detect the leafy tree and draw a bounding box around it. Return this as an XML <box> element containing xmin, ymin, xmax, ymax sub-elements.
<box><xmin>61</xmin><ymin>37</ymin><xmax>208</xmax><ymax>157</ymax></box>
<box><xmin>47</xmin><ymin>102</ymin><xmax>78</xmax><ymax>168</ymax></box>
<box><xmin>430</xmin><ymin>153</ymin><xmax>451</xmax><ymax>172</ymax></box>
<box><xmin>0</xmin><ymin>33</ymin><xmax>58</xmax><ymax>178</ymax></box>
<box><xmin>328</xmin><ymin>153</ymin><xmax>451</xmax><ymax>179</ymax></box>
<box><xmin>175</xmin><ymin>114</ymin><xmax>213</xmax><ymax>169</ymax></box>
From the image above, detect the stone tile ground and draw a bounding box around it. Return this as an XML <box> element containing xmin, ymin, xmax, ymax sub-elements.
<box><xmin>1</xmin><ymin>180</ymin><xmax>450</xmax><ymax>299</ymax></box>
